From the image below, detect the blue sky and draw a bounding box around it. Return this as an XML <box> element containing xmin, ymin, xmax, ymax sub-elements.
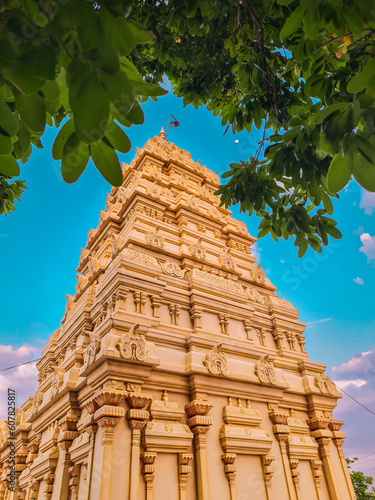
<box><xmin>1</xmin><ymin>86</ymin><xmax>374</xmax><ymax>462</ymax></box>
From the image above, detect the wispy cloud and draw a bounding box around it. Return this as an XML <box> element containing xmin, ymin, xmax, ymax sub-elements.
<box><xmin>329</xmin><ymin>349</ymin><xmax>375</xmax><ymax>456</ymax></box>
<box><xmin>353</xmin><ymin>277</ymin><xmax>364</xmax><ymax>285</ymax></box>
<box><xmin>359</xmin><ymin>190</ymin><xmax>375</xmax><ymax>216</ymax></box>
<box><xmin>306</xmin><ymin>318</ymin><xmax>331</xmax><ymax>328</ymax></box>
<box><xmin>0</xmin><ymin>344</ymin><xmax>40</xmax><ymax>420</ymax></box>
<box><xmin>359</xmin><ymin>233</ymin><xmax>375</xmax><ymax>264</ymax></box>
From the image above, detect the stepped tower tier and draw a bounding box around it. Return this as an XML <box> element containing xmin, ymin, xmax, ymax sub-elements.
<box><xmin>0</xmin><ymin>131</ymin><xmax>355</xmax><ymax>500</ymax></box>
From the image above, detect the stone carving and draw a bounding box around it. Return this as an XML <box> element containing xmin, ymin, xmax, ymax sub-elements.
<box><xmin>117</xmin><ymin>324</ymin><xmax>148</xmax><ymax>362</ymax></box>
<box><xmin>250</xmin><ymin>263</ymin><xmax>266</xmax><ymax>284</ymax></box>
<box><xmin>87</xmin><ymin>256</ymin><xmax>101</xmax><ymax>277</ymax></box>
<box><xmin>123</xmin><ymin>244</ymin><xmax>159</xmax><ymax>266</ymax></box>
<box><xmin>111</xmin><ymin>234</ymin><xmax>125</xmax><ymax>257</ymax></box>
<box><xmin>204</xmin><ymin>344</ymin><xmax>230</xmax><ymax>376</ymax></box>
<box><xmin>208</xmin><ymin>204</ymin><xmax>222</xmax><ymax>220</ymax></box>
<box><xmin>187</xmin><ymin>195</ymin><xmax>200</xmax><ymax>210</ymax></box>
<box><xmin>218</xmin><ymin>314</ymin><xmax>229</xmax><ymax>334</ymax></box>
<box><xmin>255</xmin><ymin>355</ymin><xmax>277</xmax><ymax>385</ymax></box>
<box><xmin>145</xmin><ymin>160</ymin><xmax>162</xmax><ymax>180</ymax></box>
<box><xmin>146</xmin><ymin>180</ymin><xmax>162</xmax><ymax>199</ymax></box>
<box><xmin>247</xmin><ymin>287</ymin><xmax>266</xmax><ymax>304</ymax></box>
<box><xmin>191</xmin><ymin>267</ymin><xmax>245</xmax><ymax>294</ymax></box>
<box><xmin>98</xmin><ymin>210</ymin><xmax>109</xmax><ymax>225</ymax></box>
<box><xmin>174</xmin><ymin>172</ymin><xmax>188</xmax><ymax>188</ymax></box>
<box><xmin>146</xmin><ymin>226</ymin><xmax>165</xmax><ymax>250</ymax></box>
<box><xmin>169</xmin><ymin>304</ymin><xmax>181</xmax><ymax>325</ymax></box>
<box><xmin>160</xmin><ymin>260</ymin><xmax>187</xmax><ymax>278</ymax></box>
<box><xmin>30</xmin><ymin>387</ymin><xmax>43</xmax><ymax>415</ymax></box>
<box><xmin>82</xmin><ymin>334</ymin><xmax>98</xmax><ymax>370</ymax></box>
<box><xmin>116</xmin><ymin>186</ymin><xmax>127</xmax><ymax>203</ymax></box>
<box><xmin>218</xmin><ymin>249</ymin><xmax>237</xmax><ymax>271</ymax></box>
<box><xmin>269</xmin><ymin>292</ymin><xmax>297</xmax><ymax>310</ymax></box>
<box><xmin>50</xmin><ymin>367</ymin><xmax>64</xmax><ymax>399</ymax></box>
<box><xmin>189</xmin><ymin>238</ymin><xmax>206</xmax><ymax>260</ymax></box>
<box><xmin>65</xmin><ymin>294</ymin><xmax>75</xmax><ymax>314</ymax></box>
<box><xmin>79</xmin><ymin>248</ymin><xmax>90</xmax><ymax>265</ymax></box>
<box><xmin>197</xmin><ymin>224</ymin><xmax>206</xmax><ymax>233</ymax></box>
<box><xmin>75</xmin><ymin>273</ymin><xmax>88</xmax><ymax>297</ymax></box>
<box><xmin>314</xmin><ymin>374</ymin><xmax>341</xmax><ymax>397</ymax></box>
<box><xmin>199</xmin><ymin>185</ymin><xmax>211</xmax><ymax>200</ymax></box>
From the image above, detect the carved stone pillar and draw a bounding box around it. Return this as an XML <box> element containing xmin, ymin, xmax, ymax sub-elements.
<box><xmin>310</xmin><ymin>460</ymin><xmax>324</xmax><ymax>500</ymax></box>
<box><xmin>69</xmin><ymin>465</ymin><xmax>79</xmax><ymax>500</ymax></box>
<box><xmin>83</xmin><ymin>425</ymin><xmax>97</xmax><ymax>500</ymax></box>
<box><xmin>221</xmin><ymin>454</ymin><xmax>237</xmax><ymax>500</ymax></box>
<box><xmin>307</xmin><ymin>416</ymin><xmax>341</xmax><ymax>500</ymax></box>
<box><xmin>289</xmin><ymin>459</ymin><xmax>301</xmax><ymax>498</ymax></box>
<box><xmin>115</xmin><ymin>288</ymin><xmax>128</xmax><ymax>311</ymax></box>
<box><xmin>185</xmin><ymin>399</ymin><xmax>213</xmax><ymax>500</ymax></box>
<box><xmin>330</xmin><ymin>420</ymin><xmax>356</xmax><ymax>500</ymax></box>
<box><xmin>56</xmin><ymin>417</ymin><xmax>80</xmax><ymax>500</ymax></box>
<box><xmin>271</xmin><ymin>328</ymin><xmax>285</xmax><ymax>350</ymax></box>
<box><xmin>141</xmin><ymin>452</ymin><xmax>157</xmax><ymax>500</ymax></box>
<box><xmin>126</xmin><ymin>393</ymin><xmax>152</xmax><ymax>500</ymax></box>
<box><xmin>43</xmin><ymin>473</ymin><xmax>55</xmax><ymax>500</ymax></box>
<box><xmin>178</xmin><ymin>454</ymin><xmax>193</xmax><ymax>500</ymax></box>
<box><xmin>262</xmin><ymin>455</ymin><xmax>275</xmax><ymax>500</ymax></box>
<box><xmin>150</xmin><ymin>296</ymin><xmax>161</xmax><ymax>317</ymax></box>
<box><xmin>190</xmin><ymin>306</ymin><xmax>203</xmax><ymax>331</ymax></box>
<box><xmin>295</xmin><ymin>333</ymin><xmax>306</xmax><ymax>353</ymax></box>
<box><xmin>269</xmin><ymin>409</ymin><xmax>297</xmax><ymax>500</ymax></box>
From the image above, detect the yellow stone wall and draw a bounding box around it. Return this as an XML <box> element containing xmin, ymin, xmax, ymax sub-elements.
<box><xmin>0</xmin><ymin>131</ymin><xmax>355</xmax><ymax>500</ymax></box>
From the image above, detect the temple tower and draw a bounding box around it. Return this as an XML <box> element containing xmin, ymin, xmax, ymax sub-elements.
<box><xmin>0</xmin><ymin>132</ymin><xmax>355</xmax><ymax>500</ymax></box>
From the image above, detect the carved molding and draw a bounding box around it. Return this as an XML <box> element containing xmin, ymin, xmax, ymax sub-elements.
<box><xmin>117</xmin><ymin>324</ymin><xmax>148</xmax><ymax>362</ymax></box>
<box><xmin>146</xmin><ymin>226</ymin><xmax>165</xmax><ymax>250</ymax></box>
<box><xmin>160</xmin><ymin>261</ymin><xmax>187</xmax><ymax>278</ymax></box>
<box><xmin>314</xmin><ymin>374</ymin><xmax>341</xmax><ymax>397</ymax></box>
<box><xmin>204</xmin><ymin>344</ymin><xmax>230</xmax><ymax>376</ymax></box>
<box><xmin>189</xmin><ymin>238</ymin><xmax>206</xmax><ymax>260</ymax></box>
<box><xmin>255</xmin><ymin>355</ymin><xmax>277</xmax><ymax>385</ymax></box>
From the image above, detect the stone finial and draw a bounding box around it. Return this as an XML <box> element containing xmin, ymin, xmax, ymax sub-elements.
<box><xmin>159</xmin><ymin>127</ymin><xmax>166</xmax><ymax>140</ymax></box>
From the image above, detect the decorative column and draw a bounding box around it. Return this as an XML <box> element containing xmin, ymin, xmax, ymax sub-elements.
<box><xmin>310</xmin><ymin>460</ymin><xmax>324</xmax><ymax>500</ymax></box>
<box><xmin>150</xmin><ymin>296</ymin><xmax>161</xmax><ymax>318</ymax></box>
<box><xmin>330</xmin><ymin>420</ymin><xmax>356</xmax><ymax>500</ymax></box>
<box><xmin>190</xmin><ymin>306</ymin><xmax>203</xmax><ymax>332</ymax></box>
<box><xmin>87</xmin><ymin>387</ymin><xmax>125</xmax><ymax>500</ymax></box>
<box><xmin>289</xmin><ymin>459</ymin><xmax>301</xmax><ymax>498</ymax></box>
<box><xmin>178</xmin><ymin>454</ymin><xmax>194</xmax><ymax>500</ymax></box>
<box><xmin>221</xmin><ymin>454</ymin><xmax>237</xmax><ymax>500</ymax></box>
<box><xmin>141</xmin><ymin>452</ymin><xmax>157</xmax><ymax>500</ymax></box>
<box><xmin>262</xmin><ymin>455</ymin><xmax>275</xmax><ymax>500</ymax></box>
<box><xmin>307</xmin><ymin>415</ymin><xmax>340</xmax><ymax>500</ymax></box>
<box><xmin>126</xmin><ymin>393</ymin><xmax>152</xmax><ymax>500</ymax></box>
<box><xmin>185</xmin><ymin>398</ymin><xmax>213</xmax><ymax>500</ymax></box>
<box><xmin>68</xmin><ymin>466</ymin><xmax>79</xmax><ymax>500</ymax></box>
<box><xmin>56</xmin><ymin>415</ymin><xmax>80</xmax><ymax>500</ymax></box>
<box><xmin>83</xmin><ymin>425</ymin><xmax>97</xmax><ymax>500</ymax></box>
<box><xmin>43</xmin><ymin>474</ymin><xmax>55</xmax><ymax>500</ymax></box>
<box><xmin>269</xmin><ymin>408</ymin><xmax>297</xmax><ymax>500</ymax></box>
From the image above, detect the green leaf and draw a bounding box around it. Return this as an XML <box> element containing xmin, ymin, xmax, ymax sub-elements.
<box><xmin>327</xmin><ymin>152</ymin><xmax>352</xmax><ymax>193</ymax></box>
<box><xmin>277</xmin><ymin>0</ymin><xmax>294</xmax><ymax>5</ymax></box>
<box><xmin>347</xmin><ymin>59</ymin><xmax>375</xmax><ymax>94</ymax></box>
<box><xmin>280</xmin><ymin>6</ymin><xmax>306</xmax><ymax>39</ymax></box>
<box><xmin>102</xmin><ymin>71</ymin><xmax>134</xmax><ymax>117</ymax></box>
<box><xmin>16</xmin><ymin>93</ymin><xmax>46</xmax><ymax>134</ymax></box>
<box><xmin>0</xmin><ymin>101</ymin><xmax>19</xmax><ymax>136</ymax></box>
<box><xmin>325</xmin><ymin>225</ymin><xmax>342</xmax><ymax>239</ymax></box>
<box><xmin>308</xmin><ymin>237</ymin><xmax>322</xmax><ymax>253</ymax></box>
<box><xmin>105</xmin><ymin>123</ymin><xmax>131</xmax><ymax>153</ymax></box>
<box><xmin>304</xmin><ymin>6</ymin><xmax>320</xmax><ymax>40</ymax></box>
<box><xmin>322</xmin><ymin>192</ymin><xmax>333</xmax><ymax>215</ymax></box>
<box><xmin>298</xmin><ymin>239</ymin><xmax>308</xmax><ymax>257</ymax></box>
<box><xmin>126</xmin><ymin>102</ymin><xmax>144</xmax><ymax>125</ymax></box>
<box><xmin>311</xmin><ymin>102</ymin><xmax>348</xmax><ymax>124</ymax></box>
<box><xmin>61</xmin><ymin>133</ymin><xmax>90</xmax><ymax>183</ymax></box>
<box><xmin>52</xmin><ymin>119</ymin><xmax>75</xmax><ymax>160</ymax></box>
<box><xmin>70</xmin><ymin>73</ymin><xmax>110</xmax><ymax>144</ymax></box>
<box><xmin>0</xmin><ymin>154</ymin><xmax>20</xmax><ymax>177</ymax></box>
<box><xmin>33</xmin><ymin>45</ymin><xmax>56</xmax><ymax>81</ymax></box>
<box><xmin>354</xmin><ymin>135</ymin><xmax>375</xmax><ymax>165</ymax></box>
<box><xmin>91</xmin><ymin>140</ymin><xmax>123</xmax><ymax>186</ymax></box>
<box><xmin>352</xmin><ymin>151</ymin><xmax>375</xmax><ymax>192</ymax></box>
<box><xmin>0</xmin><ymin>133</ymin><xmax>13</xmax><ymax>155</ymax></box>
<box><xmin>130</xmin><ymin>80</ymin><xmax>168</xmax><ymax>97</ymax></box>
<box><xmin>3</xmin><ymin>61</ymin><xmax>44</xmax><ymax>95</ymax></box>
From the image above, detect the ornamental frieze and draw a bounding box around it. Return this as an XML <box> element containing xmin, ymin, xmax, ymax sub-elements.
<box><xmin>123</xmin><ymin>244</ymin><xmax>160</xmax><ymax>266</ymax></box>
<box><xmin>204</xmin><ymin>344</ymin><xmax>231</xmax><ymax>376</ymax></box>
<box><xmin>191</xmin><ymin>267</ymin><xmax>245</xmax><ymax>294</ymax></box>
<box><xmin>255</xmin><ymin>355</ymin><xmax>277</xmax><ymax>385</ymax></box>
<box><xmin>160</xmin><ymin>260</ymin><xmax>187</xmax><ymax>278</ymax></box>
<box><xmin>82</xmin><ymin>334</ymin><xmax>99</xmax><ymax>371</ymax></box>
<box><xmin>268</xmin><ymin>292</ymin><xmax>297</xmax><ymax>311</ymax></box>
<box><xmin>314</xmin><ymin>374</ymin><xmax>341</xmax><ymax>397</ymax></box>
<box><xmin>117</xmin><ymin>324</ymin><xmax>148</xmax><ymax>362</ymax></box>
<box><xmin>246</xmin><ymin>287</ymin><xmax>266</xmax><ymax>304</ymax></box>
